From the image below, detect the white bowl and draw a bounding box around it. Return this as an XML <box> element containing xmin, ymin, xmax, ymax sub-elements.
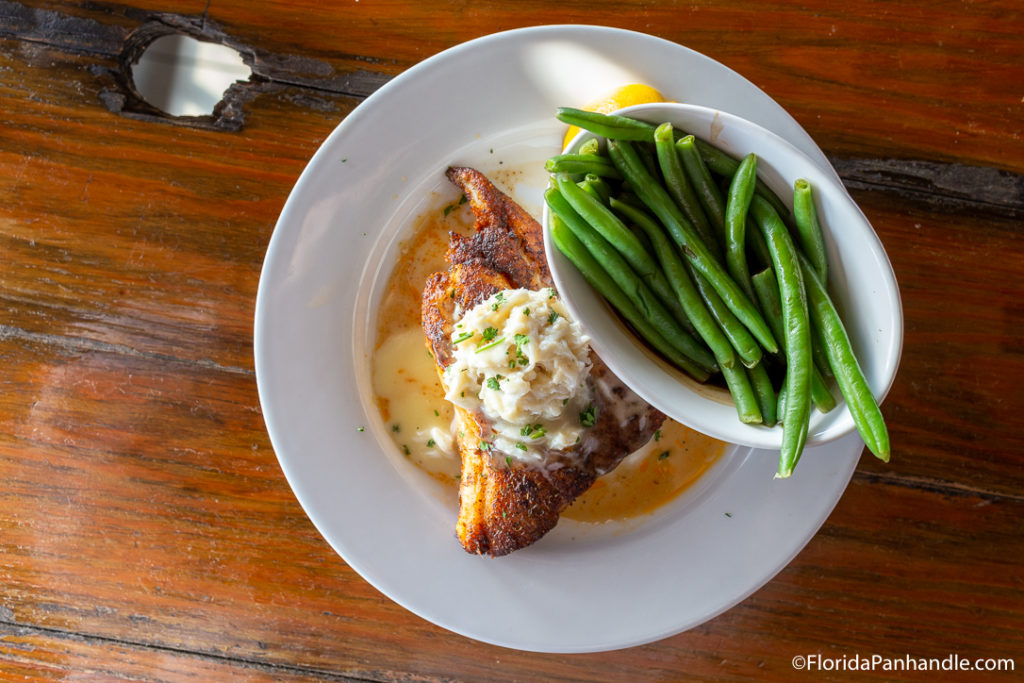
<box><xmin>543</xmin><ymin>102</ymin><xmax>903</xmax><ymax>450</ymax></box>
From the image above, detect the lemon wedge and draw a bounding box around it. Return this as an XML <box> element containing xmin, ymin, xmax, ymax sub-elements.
<box><xmin>562</xmin><ymin>83</ymin><xmax>668</xmax><ymax>150</ymax></box>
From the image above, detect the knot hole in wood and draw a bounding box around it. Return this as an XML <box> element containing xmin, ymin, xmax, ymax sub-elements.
<box><xmin>106</xmin><ymin>14</ymin><xmax>259</xmax><ymax>131</ymax></box>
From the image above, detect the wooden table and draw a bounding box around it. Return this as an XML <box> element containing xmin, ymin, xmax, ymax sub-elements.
<box><xmin>2</xmin><ymin>1</ymin><xmax>1022</xmax><ymax>680</ymax></box>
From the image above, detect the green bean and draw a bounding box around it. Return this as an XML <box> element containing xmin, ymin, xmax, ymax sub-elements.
<box><xmin>722</xmin><ymin>362</ymin><xmax>763</xmax><ymax>424</ymax></box>
<box><xmin>676</xmin><ymin>135</ymin><xmax>727</xmax><ymax>243</ymax></box>
<box><xmin>613</xmin><ymin>191</ymin><xmax>646</xmax><ymax>211</ymax></box>
<box><xmin>746</xmin><ymin>361</ymin><xmax>778</xmax><ymax>427</ymax></box>
<box><xmin>750</xmin><ymin>269</ymin><xmax>784</xmax><ymax>349</ymax></box>
<box><xmin>653</xmin><ymin>123</ymin><xmax>721</xmax><ymax>258</ymax></box>
<box><xmin>750</xmin><ymin>195</ymin><xmax>811</xmax><ymax>478</ymax></box>
<box><xmin>793</xmin><ymin>178</ymin><xmax>828</xmax><ymax>282</ymax></box>
<box><xmin>545</xmin><ymin>154</ymin><xmax>622</xmax><ymax>179</ymax></box>
<box><xmin>555</xmin><ymin>107</ymin><xmax>656</xmax><ymax>142</ymax></box>
<box><xmin>578</xmin><ymin>173</ymin><xmax>611</xmax><ymax>204</ymax></box>
<box><xmin>798</xmin><ymin>253</ymin><xmax>890</xmax><ymax>461</ymax></box>
<box><xmin>776</xmin><ymin>358</ymin><xmax>837</xmax><ymax>417</ymax></box>
<box><xmin>776</xmin><ymin>380</ymin><xmax>787</xmax><ymax>421</ymax></box>
<box><xmin>750</xmin><ymin>226</ymin><xmax>827</xmax><ymax>385</ymax></box>
<box><xmin>693</xmin><ymin>137</ymin><xmax>742</xmax><ymax>176</ymax></box>
<box><xmin>688</xmin><ymin>265</ymin><xmax>763</xmax><ymax>368</ymax></box>
<box><xmin>548</xmin><ymin>212</ymin><xmax>713</xmax><ymax>382</ymax></box>
<box><xmin>606</xmin><ymin>139</ymin><xmax>779</xmax><ymax>354</ymax></box>
<box><xmin>609</xmin><ymin>197</ymin><xmax>737</xmax><ymax>370</ymax></box>
<box><xmin>810</xmin><ymin>366</ymin><xmax>837</xmax><ymax>413</ymax></box>
<box><xmin>546</xmin><ymin>188</ymin><xmax>717</xmax><ymax>376</ymax></box>
<box><xmin>614</xmin><ymin>212</ymin><xmax>699</xmax><ymax>339</ymax></box>
<box><xmin>745</xmin><ymin>216</ymin><xmax>774</xmax><ymax>272</ymax></box>
<box><xmin>553</xmin><ymin>174</ymin><xmax>693</xmax><ymax>334</ymax></box>
<box><xmin>693</xmin><ymin>138</ymin><xmax>790</xmax><ymax>217</ymax></box>
<box><xmin>628</xmin><ymin>222</ymin><xmax>657</xmax><ymax>261</ymax></box>
<box><xmin>725</xmin><ymin>153</ymin><xmax>759</xmax><ymax>305</ymax></box>
<box><xmin>808</xmin><ymin>313</ymin><xmax>834</xmax><ymax>379</ymax></box>
<box><xmin>577</xmin><ymin>137</ymin><xmax>601</xmax><ymax>156</ymax></box>
<box><xmin>635</xmin><ymin>141</ymin><xmax>661</xmax><ymax>179</ymax></box>
<box><xmin>751</xmin><ymin>267</ymin><xmax>837</xmax><ymax>413</ymax></box>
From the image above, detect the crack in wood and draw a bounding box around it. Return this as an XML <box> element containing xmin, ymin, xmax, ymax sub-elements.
<box><xmin>0</xmin><ymin>324</ymin><xmax>253</xmax><ymax>377</ymax></box>
<box><xmin>0</xmin><ymin>0</ymin><xmax>130</xmax><ymax>55</ymax></box>
<box><xmin>852</xmin><ymin>469</ymin><xmax>1022</xmax><ymax>504</ymax></box>
<box><xmin>831</xmin><ymin>157</ymin><xmax>1024</xmax><ymax>219</ymax></box>
<box><xmin>0</xmin><ymin>616</ymin><xmax>377</xmax><ymax>682</ymax></box>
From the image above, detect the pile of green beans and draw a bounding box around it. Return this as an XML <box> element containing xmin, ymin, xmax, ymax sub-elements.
<box><xmin>546</xmin><ymin>107</ymin><xmax>890</xmax><ymax>477</ymax></box>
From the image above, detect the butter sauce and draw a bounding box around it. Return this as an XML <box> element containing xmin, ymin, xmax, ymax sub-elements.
<box><xmin>371</xmin><ymin>178</ymin><xmax>726</xmax><ymax>523</ymax></box>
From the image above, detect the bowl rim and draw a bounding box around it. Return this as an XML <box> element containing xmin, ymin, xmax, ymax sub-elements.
<box><xmin>543</xmin><ymin>101</ymin><xmax>903</xmax><ymax>450</ymax></box>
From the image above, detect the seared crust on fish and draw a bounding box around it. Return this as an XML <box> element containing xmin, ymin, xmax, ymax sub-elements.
<box><xmin>421</xmin><ymin>166</ymin><xmax>664</xmax><ymax>556</ymax></box>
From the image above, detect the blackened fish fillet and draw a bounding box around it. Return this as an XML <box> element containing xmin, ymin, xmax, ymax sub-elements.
<box><xmin>421</xmin><ymin>166</ymin><xmax>664</xmax><ymax>556</ymax></box>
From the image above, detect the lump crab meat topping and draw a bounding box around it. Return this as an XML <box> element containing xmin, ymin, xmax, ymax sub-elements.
<box><xmin>442</xmin><ymin>287</ymin><xmax>594</xmax><ymax>461</ymax></box>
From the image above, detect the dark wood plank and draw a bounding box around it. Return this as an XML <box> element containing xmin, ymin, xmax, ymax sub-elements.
<box><xmin>7</xmin><ymin>1</ymin><xmax>1022</xmax><ymax>170</ymax></box>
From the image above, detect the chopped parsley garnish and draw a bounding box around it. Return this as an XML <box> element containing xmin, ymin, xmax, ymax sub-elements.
<box><xmin>402</xmin><ymin>444</ymin><xmax>410</xmax><ymax>456</ymax></box>
<box><xmin>481</xmin><ymin>326</ymin><xmax>498</xmax><ymax>342</ymax></box>
<box><xmin>490</xmin><ymin>292</ymin><xmax>506</xmax><ymax>311</ymax></box>
<box><xmin>357</xmin><ymin>426</ymin><xmax>364</xmax><ymax>432</ymax></box>
<box><xmin>505</xmin><ymin>455</ymin><xmax>513</xmax><ymax>468</ymax></box>
<box><xmin>433</xmin><ymin>409</ymin><xmax>440</xmax><ymax>417</ymax></box>
<box><xmin>443</xmin><ymin>193</ymin><xmax>467</xmax><ymax>216</ymax></box>
<box><xmin>515</xmin><ymin>443</ymin><xmax>528</xmax><ymax>451</ymax></box>
<box><xmin>510</xmin><ymin>339</ymin><xmax>529</xmax><ymax>366</ymax></box>
<box><xmin>548</xmin><ymin>288</ymin><xmax>557</xmax><ymax>299</ymax></box>
<box><xmin>426</xmin><ymin>438</ymin><xmax>436</xmax><ymax>448</ymax></box>
<box><xmin>658</xmin><ymin>450</ymin><xmax>671</xmax><ymax>460</ymax></box>
<box><xmin>522</xmin><ymin>307</ymin><xmax>531</xmax><ymax>316</ymax></box>
<box><xmin>579</xmin><ymin>403</ymin><xmax>597</xmax><ymax>427</ymax></box>
<box><xmin>452</xmin><ymin>331</ymin><xmax>474</xmax><ymax>345</ymax></box>
<box><xmin>391</xmin><ymin>424</ymin><xmax>400</xmax><ymax>433</ymax></box>
<box><xmin>547</xmin><ymin>310</ymin><xmax>560</xmax><ymax>325</ymax></box>
<box><xmin>475</xmin><ymin>336</ymin><xmax>506</xmax><ymax>353</ymax></box>
<box><xmin>478</xmin><ymin>440</ymin><xmax>490</xmax><ymax>452</ymax></box>
<box><xmin>486</xmin><ymin>376</ymin><xmax>502</xmax><ymax>390</ymax></box>
<box><xmin>654</xmin><ymin>429</ymin><xmax>662</xmax><ymax>441</ymax></box>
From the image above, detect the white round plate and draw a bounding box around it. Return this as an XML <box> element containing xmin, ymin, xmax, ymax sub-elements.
<box><xmin>254</xmin><ymin>25</ymin><xmax>865</xmax><ymax>653</ymax></box>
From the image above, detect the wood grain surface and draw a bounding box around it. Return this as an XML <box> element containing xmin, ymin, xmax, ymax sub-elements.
<box><xmin>1</xmin><ymin>0</ymin><xmax>1022</xmax><ymax>680</ymax></box>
